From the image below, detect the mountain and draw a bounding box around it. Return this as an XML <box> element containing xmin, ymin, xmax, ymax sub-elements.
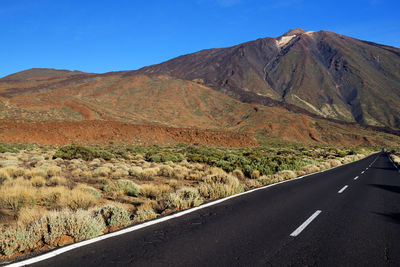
<box><xmin>0</xmin><ymin>69</ymin><xmax>399</xmax><ymax>147</ymax></box>
<box><xmin>132</xmin><ymin>29</ymin><xmax>400</xmax><ymax>129</ymax></box>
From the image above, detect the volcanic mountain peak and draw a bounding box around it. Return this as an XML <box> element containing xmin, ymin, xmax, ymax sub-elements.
<box><xmin>132</xmin><ymin>29</ymin><xmax>400</xmax><ymax>130</ymax></box>
<box><xmin>282</xmin><ymin>28</ymin><xmax>307</xmax><ymax>36</ymax></box>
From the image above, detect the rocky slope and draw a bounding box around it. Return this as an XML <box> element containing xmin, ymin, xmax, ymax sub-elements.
<box><xmin>132</xmin><ymin>29</ymin><xmax>400</xmax><ymax>129</ymax></box>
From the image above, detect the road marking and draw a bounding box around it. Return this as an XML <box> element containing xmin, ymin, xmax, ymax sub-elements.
<box><xmin>361</xmin><ymin>171</ymin><xmax>365</xmax><ymax>174</ymax></box>
<box><xmin>6</xmin><ymin>154</ymin><xmax>378</xmax><ymax>267</ymax></box>
<box><xmin>354</xmin><ymin>176</ymin><xmax>359</xmax><ymax>180</ymax></box>
<box><xmin>290</xmin><ymin>210</ymin><xmax>322</xmax><ymax>237</ymax></box>
<box><xmin>338</xmin><ymin>185</ymin><xmax>348</xmax><ymax>193</ymax></box>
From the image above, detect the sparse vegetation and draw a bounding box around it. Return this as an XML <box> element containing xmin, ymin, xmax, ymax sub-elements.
<box><xmin>0</xmin><ymin>143</ymin><xmax>375</xmax><ymax>260</ymax></box>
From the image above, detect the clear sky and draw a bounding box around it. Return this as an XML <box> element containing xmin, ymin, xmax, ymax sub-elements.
<box><xmin>1</xmin><ymin>0</ymin><xmax>399</xmax><ymax>78</ymax></box>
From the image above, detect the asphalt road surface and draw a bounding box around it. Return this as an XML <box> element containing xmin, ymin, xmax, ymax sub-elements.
<box><xmin>24</xmin><ymin>152</ymin><xmax>400</xmax><ymax>266</ymax></box>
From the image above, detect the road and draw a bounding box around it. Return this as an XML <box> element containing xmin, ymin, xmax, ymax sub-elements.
<box><xmin>22</xmin><ymin>152</ymin><xmax>400</xmax><ymax>266</ymax></box>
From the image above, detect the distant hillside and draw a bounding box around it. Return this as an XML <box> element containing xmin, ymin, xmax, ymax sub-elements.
<box><xmin>0</xmin><ymin>68</ymin><xmax>85</xmax><ymax>81</ymax></box>
<box><xmin>133</xmin><ymin>29</ymin><xmax>400</xmax><ymax>129</ymax></box>
<box><xmin>0</xmin><ymin>70</ymin><xmax>399</xmax><ymax>146</ymax></box>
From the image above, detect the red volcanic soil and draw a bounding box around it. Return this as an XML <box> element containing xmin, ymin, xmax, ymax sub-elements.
<box><xmin>0</xmin><ymin>120</ymin><xmax>257</xmax><ymax>147</ymax></box>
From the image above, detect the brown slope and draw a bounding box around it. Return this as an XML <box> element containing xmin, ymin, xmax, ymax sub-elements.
<box><xmin>0</xmin><ymin>71</ymin><xmax>399</xmax><ymax>146</ymax></box>
<box><xmin>131</xmin><ymin>29</ymin><xmax>400</xmax><ymax>129</ymax></box>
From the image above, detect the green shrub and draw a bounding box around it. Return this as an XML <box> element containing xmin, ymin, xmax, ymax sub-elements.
<box><xmin>134</xmin><ymin>204</ymin><xmax>157</xmax><ymax>222</ymax></box>
<box><xmin>44</xmin><ymin>209</ymin><xmax>105</xmax><ymax>244</ymax></box>
<box><xmin>53</xmin><ymin>145</ymin><xmax>114</xmax><ymax>161</ymax></box>
<box><xmin>145</xmin><ymin>151</ymin><xmax>185</xmax><ymax>163</ymax></box>
<box><xmin>103</xmin><ymin>179</ymin><xmax>140</xmax><ymax>196</ymax></box>
<box><xmin>95</xmin><ymin>205</ymin><xmax>131</xmax><ymax>228</ymax></box>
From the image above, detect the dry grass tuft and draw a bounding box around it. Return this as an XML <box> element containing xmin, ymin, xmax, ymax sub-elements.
<box><xmin>93</xmin><ymin>167</ymin><xmax>111</xmax><ymax>177</ymax></box>
<box><xmin>46</xmin><ymin>176</ymin><xmax>68</xmax><ymax>186</ymax></box>
<box><xmin>168</xmin><ymin>188</ymin><xmax>203</xmax><ymax>210</ymax></box>
<box><xmin>300</xmin><ymin>164</ymin><xmax>320</xmax><ymax>174</ymax></box>
<box><xmin>250</xmin><ymin>170</ymin><xmax>260</xmax><ymax>179</ymax></box>
<box><xmin>134</xmin><ymin>202</ymin><xmax>157</xmax><ymax>222</ymax></box>
<box><xmin>30</xmin><ymin>176</ymin><xmax>46</xmax><ymax>187</ymax></box>
<box><xmin>0</xmin><ymin>179</ymin><xmax>36</xmax><ymax>212</ymax></box>
<box><xmin>0</xmin><ymin>168</ymin><xmax>10</xmax><ymax>183</ymax></box>
<box><xmin>232</xmin><ymin>169</ymin><xmax>245</xmax><ymax>180</ymax></box>
<box><xmin>140</xmin><ymin>184</ymin><xmax>172</xmax><ymax>199</ymax></box>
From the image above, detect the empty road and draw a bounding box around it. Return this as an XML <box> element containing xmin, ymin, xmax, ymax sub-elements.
<box><xmin>16</xmin><ymin>152</ymin><xmax>400</xmax><ymax>266</ymax></box>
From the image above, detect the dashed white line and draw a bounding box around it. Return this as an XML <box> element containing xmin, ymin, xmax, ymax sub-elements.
<box><xmin>361</xmin><ymin>171</ymin><xmax>365</xmax><ymax>174</ymax></box>
<box><xmin>338</xmin><ymin>185</ymin><xmax>348</xmax><ymax>194</ymax></box>
<box><xmin>290</xmin><ymin>210</ymin><xmax>322</xmax><ymax>237</ymax></box>
<box><xmin>354</xmin><ymin>176</ymin><xmax>359</xmax><ymax>180</ymax></box>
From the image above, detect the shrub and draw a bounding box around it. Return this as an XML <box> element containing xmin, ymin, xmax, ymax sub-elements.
<box><xmin>93</xmin><ymin>167</ymin><xmax>111</xmax><ymax>177</ymax></box>
<box><xmin>111</xmin><ymin>169</ymin><xmax>129</xmax><ymax>179</ymax></box>
<box><xmin>250</xmin><ymin>170</ymin><xmax>260</xmax><ymax>179</ymax></box>
<box><xmin>0</xmin><ymin>168</ymin><xmax>10</xmax><ymax>183</ymax></box>
<box><xmin>28</xmin><ymin>168</ymin><xmax>48</xmax><ymax>178</ymax></box>
<box><xmin>81</xmin><ymin>186</ymin><xmax>101</xmax><ymax>198</ymax></box>
<box><xmin>199</xmin><ymin>173</ymin><xmax>243</xmax><ymax>199</ymax></box>
<box><xmin>0</xmin><ymin>181</ymin><xmax>36</xmax><ymax>211</ymax></box>
<box><xmin>145</xmin><ymin>151</ymin><xmax>184</xmax><ymax>163</ymax></box>
<box><xmin>140</xmin><ymin>184</ymin><xmax>172</xmax><ymax>199</ymax></box>
<box><xmin>95</xmin><ymin>205</ymin><xmax>131</xmax><ymax>228</ymax></box>
<box><xmin>168</xmin><ymin>188</ymin><xmax>203</xmax><ymax>210</ymax></box>
<box><xmin>47</xmin><ymin>165</ymin><xmax>62</xmax><ymax>177</ymax></box>
<box><xmin>103</xmin><ymin>179</ymin><xmax>140</xmax><ymax>196</ymax></box>
<box><xmin>61</xmin><ymin>189</ymin><xmax>97</xmax><ymax>210</ymax></box>
<box><xmin>53</xmin><ymin>145</ymin><xmax>114</xmax><ymax>161</ymax></box>
<box><xmin>5</xmin><ymin>166</ymin><xmax>26</xmax><ymax>178</ymax></box>
<box><xmin>277</xmin><ymin>170</ymin><xmax>296</xmax><ymax>180</ymax></box>
<box><xmin>44</xmin><ymin>209</ymin><xmax>105</xmax><ymax>244</ymax></box>
<box><xmin>328</xmin><ymin>159</ymin><xmax>341</xmax><ymax>167</ymax></box>
<box><xmin>138</xmin><ymin>167</ymin><xmax>159</xmax><ymax>180</ymax></box>
<box><xmin>232</xmin><ymin>169</ymin><xmax>245</xmax><ymax>180</ymax></box>
<box><xmin>134</xmin><ymin>203</ymin><xmax>157</xmax><ymax>222</ymax></box>
<box><xmin>30</xmin><ymin>176</ymin><xmax>46</xmax><ymax>187</ymax></box>
<box><xmin>46</xmin><ymin>176</ymin><xmax>68</xmax><ymax>186</ymax></box>
<box><xmin>301</xmin><ymin>164</ymin><xmax>320</xmax><ymax>174</ymax></box>
<box><xmin>158</xmin><ymin>165</ymin><xmax>174</xmax><ymax>177</ymax></box>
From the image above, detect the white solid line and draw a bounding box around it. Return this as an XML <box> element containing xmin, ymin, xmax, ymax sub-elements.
<box><xmin>354</xmin><ymin>176</ymin><xmax>359</xmax><ymax>180</ymax></box>
<box><xmin>290</xmin><ymin>210</ymin><xmax>322</xmax><ymax>237</ymax></box>
<box><xmin>6</xmin><ymin>153</ymin><xmax>380</xmax><ymax>267</ymax></box>
<box><xmin>338</xmin><ymin>185</ymin><xmax>349</xmax><ymax>193</ymax></box>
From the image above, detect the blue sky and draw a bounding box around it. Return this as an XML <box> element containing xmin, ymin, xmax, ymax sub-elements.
<box><xmin>1</xmin><ymin>0</ymin><xmax>399</xmax><ymax>77</ymax></box>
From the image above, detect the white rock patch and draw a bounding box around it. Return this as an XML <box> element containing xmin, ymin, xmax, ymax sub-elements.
<box><xmin>276</xmin><ymin>35</ymin><xmax>295</xmax><ymax>48</ymax></box>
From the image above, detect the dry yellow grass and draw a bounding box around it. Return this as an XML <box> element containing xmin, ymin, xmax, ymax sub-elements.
<box><xmin>47</xmin><ymin>165</ymin><xmax>62</xmax><ymax>177</ymax></box>
<box><xmin>30</xmin><ymin>176</ymin><xmax>46</xmax><ymax>187</ymax></box>
<box><xmin>4</xmin><ymin>166</ymin><xmax>26</xmax><ymax>178</ymax></box>
<box><xmin>250</xmin><ymin>170</ymin><xmax>260</xmax><ymax>179</ymax></box>
<box><xmin>46</xmin><ymin>176</ymin><xmax>68</xmax><ymax>186</ymax></box>
<box><xmin>140</xmin><ymin>184</ymin><xmax>172</xmax><ymax>199</ymax></box>
<box><xmin>232</xmin><ymin>169</ymin><xmax>245</xmax><ymax>180</ymax></box>
<box><xmin>0</xmin><ymin>168</ymin><xmax>10</xmax><ymax>183</ymax></box>
<box><xmin>17</xmin><ymin>207</ymin><xmax>49</xmax><ymax>226</ymax></box>
<box><xmin>169</xmin><ymin>188</ymin><xmax>203</xmax><ymax>209</ymax></box>
<box><xmin>111</xmin><ymin>169</ymin><xmax>129</xmax><ymax>179</ymax></box>
<box><xmin>134</xmin><ymin>202</ymin><xmax>157</xmax><ymax>222</ymax></box>
<box><xmin>93</xmin><ymin>166</ymin><xmax>111</xmax><ymax>177</ymax></box>
<box><xmin>301</xmin><ymin>164</ymin><xmax>320</xmax><ymax>174</ymax></box>
<box><xmin>60</xmin><ymin>188</ymin><xmax>98</xmax><ymax>210</ymax></box>
<box><xmin>0</xmin><ymin>178</ymin><xmax>36</xmax><ymax>212</ymax></box>
<box><xmin>328</xmin><ymin>159</ymin><xmax>341</xmax><ymax>167</ymax></box>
